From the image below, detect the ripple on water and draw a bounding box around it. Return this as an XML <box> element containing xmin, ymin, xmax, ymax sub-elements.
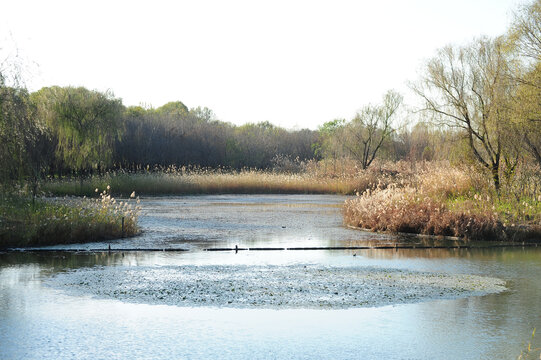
<box><xmin>46</xmin><ymin>265</ymin><xmax>507</xmax><ymax>309</ymax></box>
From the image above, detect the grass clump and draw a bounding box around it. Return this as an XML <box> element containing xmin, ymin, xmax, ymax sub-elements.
<box><xmin>0</xmin><ymin>187</ymin><xmax>140</xmax><ymax>248</ymax></box>
<box><xmin>344</xmin><ymin>162</ymin><xmax>541</xmax><ymax>241</ymax></box>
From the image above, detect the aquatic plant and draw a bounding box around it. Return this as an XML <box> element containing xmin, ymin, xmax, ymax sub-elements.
<box><xmin>517</xmin><ymin>328</ymin><xmax>541</xmax><ymax>360</ymax></box>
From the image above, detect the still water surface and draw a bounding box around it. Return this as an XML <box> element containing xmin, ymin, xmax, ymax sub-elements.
<box><xmin>1</xmin><ymin>195</ymin><xmax>540</xmax><ymax>359</ymax></box>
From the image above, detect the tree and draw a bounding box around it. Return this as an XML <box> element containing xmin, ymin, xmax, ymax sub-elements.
<box><xmin>412</xmin><ymin>37</ymin><xmax>514</xmax><ymax>191</ymax></box>
<box><xmin>0</xmin><ymin>83</ymin><xmax>32</xmax><ymax>183</ymax></box>
<box><xmin>0</xmin><ymin>62</ymin><xmax>49</xmax><ymax>193</ymax></box>
<box><xmin>190</xmin><ymin>106</ymin><xmax>216</xmax><ymax>123</ymax></box>
<box><xmin>156</xmin><ymin>101</ymin><xmax>189</xmax><ymax>117</ymax></box>
<box><xmin>315</xmin><ymin>119</ymin><xmax>345</xmax><ymax>157</ymax></box>
<box><xmin>32</xmin><ymin>86</ymin><xmax>124</xmax><ymax>173</ymax></box>
<box><xmin>511</xmin><ymin>63</ymin><xmax>541</xmax><ymax>167</ymax></box>
<box><xmin>508</xmin><ymin>0</ymin><xmax>541</xmax><ymax>167</ymax></box>
<box><xmin>509</xmin><ymin>0</ymin><xmax>541</xmax><ymax>61</ymax></box>
<box><xmin>342</xmin><ymin>90</ymin><xmax>403</xmax><ymax>169</ymax></box>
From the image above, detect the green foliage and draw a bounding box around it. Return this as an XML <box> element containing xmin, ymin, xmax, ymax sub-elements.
<box><xmin>0</xmin><ymin>85</ymin><xmax>31</xmax><ymax>182</ymax></box>
<box><xmin>314</xmin><ymin>118</ymin><xmax>345</xmax><ymax>159</ymax></box>
<box><xmin>156</xmin><ymin>101</ymin><xmax>189</xmax><ymax>117</ymax></box>
<box><xmin>0</xmin><ymin>71</ymin><xmax>46</xmax><ymax>188</ymax></box>
<box><xmin>511</xmin><ymin>62</ymin><xmax>541</xmax><ymax>166</ymax></box>
<box><xmin>32</xmin><ymin>86</ymin><xmax>124</xmax><ymax>171</ymax></box>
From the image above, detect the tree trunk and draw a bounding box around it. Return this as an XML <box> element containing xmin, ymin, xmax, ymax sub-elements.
<box><xmin>492</xmin><ymin>163</ymin><xmax>500</xmax><ymax>193</ymax></box>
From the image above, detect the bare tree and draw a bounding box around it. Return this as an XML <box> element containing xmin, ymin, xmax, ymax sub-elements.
<box><xmin>342</xmin><ymin>90</ymin><xmax>402</xmax><ymax>169</ymax></box>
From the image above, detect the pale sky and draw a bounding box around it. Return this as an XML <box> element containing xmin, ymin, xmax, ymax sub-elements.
<box><xmin>1</xmin><ymin>0</ymin><xmax>524</xmax><ymax>129</ymax></box>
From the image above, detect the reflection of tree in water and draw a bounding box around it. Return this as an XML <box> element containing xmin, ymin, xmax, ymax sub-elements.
<box><xmin>403</xmin><ymin>248</ymin><xmax>541</xmax><ymax>357</ymax></box>
<box><xmin>0</xmin><ymin>252</ymin><xmax>149</xmax><ymax>273</ymax></box>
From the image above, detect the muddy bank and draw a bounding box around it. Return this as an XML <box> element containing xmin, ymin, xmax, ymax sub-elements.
<box><xmin>47</xmin><ymin>265</ymin><xmax>506</xmax><ymax>309</ymax></box>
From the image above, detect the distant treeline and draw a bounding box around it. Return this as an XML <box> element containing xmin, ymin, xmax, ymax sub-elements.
<box><xmin>0</xmin><ymin>84</ymin><xmax>320</xmax><ymax>185</ymax></box>
<box><xmin>116</xmin><ymin>103</ymin><xmax>317</xmax><ymax>171</ymax></box>
<box><xmin>0</xmin><ymin>80</ymin><xmax>536</xmax><ymax>188</ymax></box>
<box><xmin>0</xmin><ymin>80</ymin><xmax>454</xmax><ymax>186</ymax></box>
<box><xmin>2</xmin><ymin>0</ymin><xmax>541</xmax><ymax>195</ymax></box>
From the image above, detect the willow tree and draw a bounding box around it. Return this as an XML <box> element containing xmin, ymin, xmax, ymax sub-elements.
<box><xmin>509</xmin><ymin>0</ymin><xmax>541</xmax><ymax>61</ymax></box>
<box><xmin>0</xmin><ymin>80</ymin><xmax>32</xmax><ymax>184</ymax></box>
<box><xmin>0</xmin><ymin>62</ymin><xmax>49</xmax><ymax>194</ymax></box>
<box><xmin>412</xmin><ymin>37</ymin><xmax>514</xmax><ymax>191</ymax></box>
<box><xmin>32</xmin><ymin>86</ymin><xmax>124</xmax><ymax>174</ymax></box>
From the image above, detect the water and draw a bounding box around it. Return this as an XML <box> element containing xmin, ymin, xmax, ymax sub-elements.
<box><xmin>1</xmin><ymin>195</ymin><xmax>540</xmax><ymax>359</ymax></box>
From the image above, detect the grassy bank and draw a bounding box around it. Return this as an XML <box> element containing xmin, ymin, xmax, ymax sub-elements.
<box><xmin>41</xmin><ymin>165</ymin><xmax>394</xmax><ymax>197</ymax></box>
<box><xmin>0</xmin><ymin>189</ymin><xmax>140</xmax><ymax>248</ymax></box>
<box><xmin>344</xmin><ymin>162</ymin><xmax>541</xmax><ymax>241</ymax></box>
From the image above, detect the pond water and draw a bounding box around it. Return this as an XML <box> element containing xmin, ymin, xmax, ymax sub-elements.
<box><xmin>1</xmin><ymin>195</ymin><xmax>541</xmax><ymax>359</ymax></box>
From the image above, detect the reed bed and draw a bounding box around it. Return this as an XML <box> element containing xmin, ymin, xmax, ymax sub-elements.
<box><xmin>41</xmin><ymin>166</ymin><xmax>399</xmax><ymax>197</ymax></box>
<box><xmin>344</xmin><ymin>162</ymin><xmax>541</xmax><ymax>241</ymax></box>
<box><xmin>0</xmin><ymin>187</ymin><xmax>140</xmax><ymax>248</ymax></box>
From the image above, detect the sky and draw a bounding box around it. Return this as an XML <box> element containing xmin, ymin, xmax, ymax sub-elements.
<box><xmin>1</xmin><ymin>0</ymin><xmax>525</xmax><ymax>129</ymax></box>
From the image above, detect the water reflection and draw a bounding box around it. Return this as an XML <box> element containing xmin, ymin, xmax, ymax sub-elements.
<box><xmin>1</xmin><ymin>248</ymin><xmax>541</xmax><ymax>360</ymax></box>
<box><xmin>1</xmin><ymin>194</ymin><xmax>541</xmax><ymax>359</ymax></box>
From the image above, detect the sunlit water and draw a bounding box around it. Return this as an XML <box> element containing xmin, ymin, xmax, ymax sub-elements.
<box><xmin>1</xmin><ymin>195</ymin><xmax>541</xmax><ymax>359</ymax></box>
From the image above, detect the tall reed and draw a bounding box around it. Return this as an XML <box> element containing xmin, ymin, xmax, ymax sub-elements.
<box><xmin>0</xmin><ymin>187</ymin><xmax>140</xmax><ymax>248</ymax></box>
<box><xmin>344</xmin><ymin>162</ymin><xmax>541</xmax><ymax>241</ymax></box>
<box><xmin>42</xmin><ymin>166</ymin><xmax>396</xmax><ymax>196</ymax></box>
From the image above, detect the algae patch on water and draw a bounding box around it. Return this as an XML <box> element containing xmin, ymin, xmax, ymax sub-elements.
<box><xmin>47</xmin><ymin>265</ymin><xmax>506</xmax><ymax>308</ymax></box>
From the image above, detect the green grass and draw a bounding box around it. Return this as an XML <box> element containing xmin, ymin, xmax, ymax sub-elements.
<box><xmin>0</xmin><ymin>191</ymin><xmax>140</xmax><ymax>248</ymax></box>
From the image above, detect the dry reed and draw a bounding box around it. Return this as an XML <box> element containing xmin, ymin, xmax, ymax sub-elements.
<box><xmin>344</xmin><ymin>162</ymin><xmax>541</xmax><ymax>241</ymax></box>
<box><xmin>0</xmin><ymin>187</ymin><xmax>140</xmax><ymax>248</ymax></box>
<box><xmin>42</xmin><ymin>165</ymin><xmax>399</xmax><ymax>197</ymax></box>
